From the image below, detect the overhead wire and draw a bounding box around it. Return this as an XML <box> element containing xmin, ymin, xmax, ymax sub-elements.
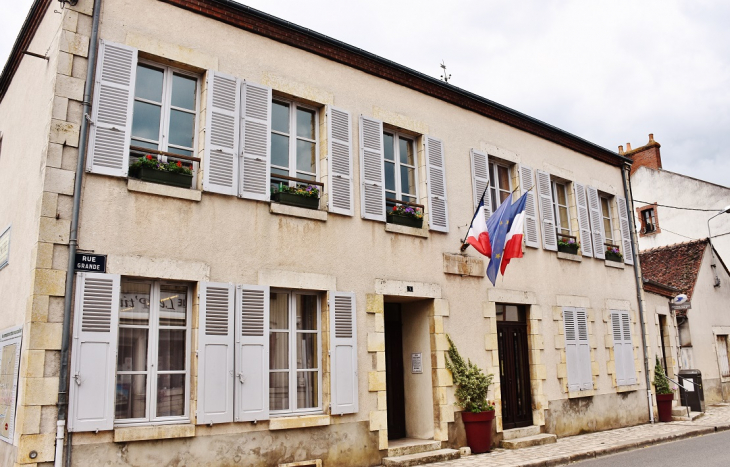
<box><xmin>634</xmin><ymin>200</ymin><xmax>727</xmax><ymax>212</ymax></box>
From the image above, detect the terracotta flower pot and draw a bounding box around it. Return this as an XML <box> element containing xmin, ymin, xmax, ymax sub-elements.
<box><xmin>461</xmin><ymin>410</ymin><xmax>495</xmax><ymax>454</ymax></box>
<box><xmin>656</xmin><ymin>393</ymin><xmax>674</xmax><ymax>422</ymax></box>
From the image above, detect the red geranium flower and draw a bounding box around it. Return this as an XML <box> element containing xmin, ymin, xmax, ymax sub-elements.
<box><xmin>177</xmin><ymin>161</ymin><xmax>182</xmax><ymax>167</ymax></box>
<box><xmin>393</xmin><ymin>206</ymin><xmax>397</xmax><ymax>211</ymax></box>
<box><xmin>146</xmin><ymin>155</ymin><xmax>153</xmax><ymax>160</ymax></box>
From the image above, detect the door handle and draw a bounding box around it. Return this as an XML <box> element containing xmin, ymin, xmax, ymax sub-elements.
<box><xmin>238</xmin><ymin>373</ymin><xmax>245</xmax><ymax>384</ymax></box>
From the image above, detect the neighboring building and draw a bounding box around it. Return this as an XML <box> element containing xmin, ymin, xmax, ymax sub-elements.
<box><xmin>1</xmin><ymin>1</ymin><xmax>650</xmax><ymax>466</ymax></box>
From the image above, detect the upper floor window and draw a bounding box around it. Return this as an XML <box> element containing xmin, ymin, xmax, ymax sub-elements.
<box><xmin>641</xmin><ymin>207</ymin><xmax>657</xmax><ymax>234</ymax></box>
<box><xmin>601</xmin><ymin>196</ymin><xmax>614</xmax><ymax>244</ymax></box>
<box><xmin>270</xmin><ymin>99</ymin><xmax>319</xmax><ymax>187</ymax></box>
<box><xmin>383</xmin><ymin>130</ymin><xmax>418</xmax><ymax>209</ymax></box>
<box><xmin>489</xmin><ymin>161</ymin><xmax>511</xmax><ymax>212</ymax></box>
<box><xmin>552</xmin><ymin>180</ymin><xmax>571</xmax><ymax>238</ymax></box>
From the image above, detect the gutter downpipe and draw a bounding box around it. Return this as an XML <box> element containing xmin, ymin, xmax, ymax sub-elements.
<box><xmin>621</xmin><ymin>163</ymin><xmax>654</xmax><ymax>424</ymax></box>
<box><xmin>56</xmin><ymin>0</ymin><xmax>102</xmax><ymax>465</ymax></box>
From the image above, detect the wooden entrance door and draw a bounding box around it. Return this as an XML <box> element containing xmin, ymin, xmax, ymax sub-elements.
<box><xmin>384</xmin><ymin>304</ymin><xmax>406</xmax><ymax>439</ymax></box>
<box><xmin>497</xmin><ymin>304</ymin><xmax>532</xmax><ymax>430</ymax></box>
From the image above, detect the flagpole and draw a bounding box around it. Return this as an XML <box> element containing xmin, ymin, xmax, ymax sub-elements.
<box><xmin>460</xmin><ymin>185</ymin><xmax>489</xmax><ymax>252</ymax></box>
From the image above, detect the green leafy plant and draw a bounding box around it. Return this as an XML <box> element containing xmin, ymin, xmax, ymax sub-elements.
<box><xmin>653</xmin><ymin>356</ymin><xmax>673</xmax><ymax>395</ymax></box>
<box><xmin>129</xmin><ymin>154</ymin><xmax>193</xmax><ymax>176</ymax></box>
<box><xmin>557</xmin><ymin>238</ymin><xmax>579</xmax><ymax>248</ymax></box>
<box><xmin>272</xmin><ymin>182</ymin><xmax>320</xmax><ymax>198</ymax></box>
<box><xmin>390</xmin><ymin>203</ymin><xmax>423</xmax><ymax>219</ymax></box>
<box><xmin>606</xmin><ymin>246</ymin><xmax>623</xmax><ymax>260</ymax></box>
<box><xmin>445</xmin><ymin>334</ymin><xmax>494</xmax><ymax>413</ymax></box>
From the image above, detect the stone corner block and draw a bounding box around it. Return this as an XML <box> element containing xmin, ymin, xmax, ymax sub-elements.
<box><xmin>17</xmin><ymin>432</ymin><xmax>55</xmax><ymax>463</ymax></box>
<box><xmin>367</xmin><ymin>332</ymin><xmax>385</xmax><ymax>352</ymax></box>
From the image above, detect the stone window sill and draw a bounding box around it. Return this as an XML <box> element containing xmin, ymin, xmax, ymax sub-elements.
<box><xmin>567</xmin><ymin>389</ymin><xmax>596</xmax><ymax>399</ymax></box>
<box><xmin>128</xmin><ymin>178</ymin><xmax>202</xmax><ymax>201</ymax></box>
<box><xmin>557</xmin><ymin>252</ymin><xmax>582</xmax><ymax>262</ymax></box>
<box><xmin>605</xmin><ymin>260</ymin><xmax>625</xmax><ymax>269</ymax></box>
<box><xmin>616</xmin><ymin>384</ymin><xmax>640</xmax><ymax>393</ymax></box>
<box><xmin>113</xmin><ymin>423</ymin><xmax>195</xmax><ymax>442</ymax></box>
<box><xmin>385</xmin><ymin>223</ymin><xmax>429</xmax><ymax>238</ymax></box>
<box><xmin>269</xmin><ymin>414</ymin><xmax>330</xmax><ymax>430</ymax></box>
<box><xmin>270</xmin><ymin>202</ymin><xmax>327</xmax><ymax>221</ymax></box>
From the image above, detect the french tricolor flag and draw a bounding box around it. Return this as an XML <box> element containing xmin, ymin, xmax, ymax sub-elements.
<box><xmin>499</xmin><ymin>192</ymin><xmax>528</xmax><ymax>275</ymax></box>
<box><xmin>465</xmin><ymin>197</ymin><xmax>493</xmax><ymax>257</ymax></box>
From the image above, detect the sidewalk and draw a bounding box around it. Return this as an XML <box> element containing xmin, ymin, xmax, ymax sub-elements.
<box><xmin>427</xmin><ymin>403</ymin><xmax>730</xmax><ymax>467</ymax></box>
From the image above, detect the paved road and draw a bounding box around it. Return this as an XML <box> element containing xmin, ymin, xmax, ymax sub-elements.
<box><xmin>572</xmin><ymin>429</ymin><xmax>730</xmax><ymax>467</ymax></box>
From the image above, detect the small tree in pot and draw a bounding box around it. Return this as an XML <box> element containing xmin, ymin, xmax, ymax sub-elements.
<box><xmin>653</xmin><ymin>356</ymin><xmax>674</xmax><ymax>422</ymax></box>
<box><xmin>446</xmin><ymin>334</ymin><xmax>495</xmax><ymax>453</ymax></box>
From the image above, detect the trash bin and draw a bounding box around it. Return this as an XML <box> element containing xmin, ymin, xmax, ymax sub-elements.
<box><xmin>678</xmin><ymin>369</ymin><xmax>705</xmax><ymax>413</ymax></box>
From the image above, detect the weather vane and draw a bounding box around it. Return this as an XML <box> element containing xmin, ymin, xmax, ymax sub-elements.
<box><xmin>440</xmin><ymin>60</ymin><xmax>451</xmax><ymax>83</ymax></box>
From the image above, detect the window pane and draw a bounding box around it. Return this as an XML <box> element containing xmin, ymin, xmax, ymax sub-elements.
<box><xmin>117</xmin><ymin>328</ymin><xmax>148</xmax><ymax>371</ymax></box>
<box><xmin>132</xmin><ymin>101</ymin><xmax>161</xmax><ymax>142</ymax></box>
<box><xmin>120</xmin><ymin>282</ymin><xmax>151</xmax><ymax>325</ymax></box>
<box><xmin>296</xmin><ymin>140</ymin><xmax>316</xmax><ymax>174</ymax></box>
<box><xmin>296</xmin><ymin>295</ymin><xmax>317</xmax><ymax>330</ymax></box>
<box><xmin>269</xmin><ymin>373</ymin><xmax>289</xmax><ymax>411</ymax></box>
<box><xmin>400</xmin><ymin>166</ymin><xmax>416</xmax><ymax>196</ymax></box>
<box><xmin>604</xmin><ymin>218</ymin><xmax>612</xmax><ymax>241</ymax></box>
<box><xmin>296</xmin><ymin>108</ymin><xmax>315</xmax><ymax>139</ymax></box>
<box><xmin>601</xmin><ymin>197</ymin><xmax>610</xmax><ymax>218</ymax></box>
<box><xmin>498</xmin><ymin>165</ymin><xmax>510</xmax><ymax>190</ymax></box>
<box><xmin>160</xmin><ymin>285</ymin><xmax>187</xmax><ymax>326</ymax></box>
<box><xmin>499</xmin><ymin>189</ymin><xmax>510</xmax><ymax>204</ymax></box>
<box><xmin>384</xmin><ymin>161</ymin><xmax>395</xmax><ymax>192</ymax></box>
<box><xmin>271</xmin><ymin>134</ymin><xmax>289</xmax><ymax>169</ymax></box>
<box><xmin>166</xmin><ymin>147</ymin><xmax>193</xmax><ymax>158</ymax></box>
<box><xmin>135</xmin><ymin>65</ymin><xmax>163</xmax><ymax>102</ymax></box>
<box><xmin>171</xmin><ymin>74</ymin><xmax>196</xmax><ymax>110</ymax></box>
<box><xmin>157</xmin><ymin>330</ymin><xmax>186</xmax><ymax>371</ymax></box>
<box><xmin>296</xmin><ymin>371</ymin><xmax>318</xmax><ymax>409</ymax></box>
<box><xmin>495</xmin><ymin>304</ymin><xmax>505</xmax><ymax>321</ymax></box>
<box><xmin>272</xmin><ymin>101</ymin><xmax>290</xmax><ymax>134</ymax></box>
<box><xmin>489</xmin><ymin>162</ymin><xmax>496</xmax><ymax>186</ymax></box>
<box><xmin>270</xmin><ymin>293</ymin><xmax>289</xmax><ymax>329</ymax></box>
<box><xmin>130</xmin><ymin>139</ymin><xmax>158</xmax><ymax>151</ymax></box>
<box><xmin>156</xmin><ymin>374</ymin><xmax>185</xmax><ymax>417</ymax></box>
<box><xmin>115</xmin><ymin>374</ymin><xmax>147</xmax><ymax>420</ymax></box>
<box><xmin>399</xmin><ymin>138</ymin><xmax>414</xmax><ymax>165</ymax></box>
<box><xmin>559</xmin><ymin>206</ymin><xmax>570</xmax><ymax>229</ymax></box>
<box><xmin>296</xmin><ymin>333</ymin><xmax>317</xmax><ymax>369</ymax></box>
<box><xmin>383</xmin><ymin>133</ymin><xmax>394</xmax><ymax>161</ymax></box>
<box><xmin>269</xmin><ymin>332</ymin><xmax>289</xmax><ymax>370</ymax></box>
<box><xmin>168</xmin><ymin>109</ymin><xmax>195</xmax><ymax>149</ymax></box>
<box><xmin>490</xmin><ymin>187</ymin><xmax>498</xmax><ymax>212</ymax></box>
<box><xmin>555</xmin><ymin>184</ymin><xmax>567</xmax><ymax>205</ymax></box>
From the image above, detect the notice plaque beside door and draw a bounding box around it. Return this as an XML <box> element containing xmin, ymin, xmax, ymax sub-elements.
<box><xmin>411</xmin><ymin>352</ymin><xmax>423</xmax><ymax>374</ymax></box>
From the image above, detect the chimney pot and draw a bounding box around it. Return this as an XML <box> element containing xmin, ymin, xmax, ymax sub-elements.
<box><xmin>626</xmin><ymin>142</ymin><xmax>632</xmax><ymax>151</ymax></box>
<box><xmin>649</xmin><ymin>133</ymin><xmax>654</xmax><ymax>142</ymax></box>
<box><xmin>618</xmin><ymin>145</ymin><xmax>624</xmax><ymax>154</ymax></box>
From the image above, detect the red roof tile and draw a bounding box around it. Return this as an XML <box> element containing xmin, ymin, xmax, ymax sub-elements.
<box><xmin>639</xmin><ymin>239</ymin><xmax>708</xmax><ymax>299</ymax></box>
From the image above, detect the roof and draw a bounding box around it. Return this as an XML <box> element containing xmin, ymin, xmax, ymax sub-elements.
<box><xmin>1</xmin><ymin>0</ymin><xmax>632</xmax><ymax>168</ymax></box>
<box><xmin>639</xmin><ymin>239</ymin><xmax>708</xmax><ymax>299</ymax></box>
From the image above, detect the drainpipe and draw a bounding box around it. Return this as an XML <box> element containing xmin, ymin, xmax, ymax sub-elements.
<box><xmin>621</xmin><ymin>164</ymin><xmax>654</xmax><ymax>424</ymax></box>
<box><xmin>56</xmin><ymin>0</ymin><xmax>102</xmax><ymax>465</ymax></box>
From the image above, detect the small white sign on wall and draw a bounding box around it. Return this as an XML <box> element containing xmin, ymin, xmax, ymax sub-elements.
<box><xmin>683</xmin><ymin>379</ymin><xmax>694</xmax><ymax>392</ymax></box>
<box><xmin>411</xmin><ymin>352</ymin><xmax>423</xmax><ymax>374</ymax></box>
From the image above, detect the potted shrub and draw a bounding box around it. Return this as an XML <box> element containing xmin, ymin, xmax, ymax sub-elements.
<box><xmin>653</xmin><ymin>357</ymin><xmax>675</xmax><ymax>422</ymax></box>
<box><xmin>557</xmin><ymin>238</ymin><xmax>579</xmax><ymax>255</ymax></box>
<box><xmin>445</xmin><ymin>335</ymin><xmax>495</xmax><ymax>454</ymax></box>
<box><xmin>271</xmin><ymin>183</ymin><xmax>320</xmax><ymax>210</ymax></box>
<box><xmin>129</xmin><ymin>155</ymin><xmax>193</xmax><ymax>189</ymax></box>
<box><xmin>605</xmin><ymin>246</ymin><xmax>623</xmax><ymax>262</ymax></box>
<box><xmin>386</xmin><ymin>204</ymin><xmax>423</xmax><ymax>228</ymax></box>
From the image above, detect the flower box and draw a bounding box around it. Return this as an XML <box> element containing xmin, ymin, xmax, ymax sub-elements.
<box><xmin>272</xmin><ymin>192</ymin><xmax>319</xmax><ymax>210</ymax></box>
<box><xmin>133</xmin><ymin>167</ymin><xmax>192</xmax><ymax>189</ymax></box>
<box><xmin>558</xmin><ymin>244</ymin><xmax>579</xmax><ymax>255</ymax></box>
<box><xmin>387</xmin><ymin>213</ymin><xmax>423</xmax><ymax>229</ymax></box>
<box><xmin>605</xmin><ymin>251</ymin><xmax>623</xmax><ymax>263</ymax></box>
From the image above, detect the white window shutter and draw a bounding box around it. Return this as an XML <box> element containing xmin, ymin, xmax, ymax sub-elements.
<box><xmin>563</xmin><ymin>307</ymin><xmax>581</xmax><ymax>392</ymax></box>
<box><xmin>470</xmin><ymin>149</ymin><xmax>492</xmax><ymax>222</ymax></box>
<box><xmin>573</xmin><ymin>183</ymin><xmax>594</xmax><ymax>257</ymax></box>
<box><xmin>327</xmin><ymin>106</ymin><xmax>354</xmax><ymax>216</ymax></box>
<box><xmin>197</xmin><ymin>282</ymin><xmax>235</xmax><ymax>425</ymax></box>
<box><xmin>359</xmin><ymin>116</ymin><xmax>386</xmax><ymax>221</ymax></box>
<box><xmin>611</xmin><ymin>312</ymin><xmax>627</xmax><ymax>386</ymax></box>
<box><xmin>621</xmin><ymin>312</ymin><xmax>637</xmax><ymax>384</ymax></box>
<box><xmin>576</xmin><ymin>308</ymin><xmax>593</xmax><ymax>390</ymax></box>
<box><xmin>425</xmin><ymin>136</ymin><xmax>449</xmax><ymax>232</ymax></box>
<box><xmin>330</xmin><ymin>292</ymin><xmax>359</xmax><ymax>415</ymax></box>
<box><xmin>536</xmin><ymin>170</ymin><xmax>558</xmax><ymax>251</ymax></box>
<box><xmin>86</xmin><ymin>41</ymin><xmax>137</xmax><ymax>177</ymax></box>
<box><xmin>234</xmin><ymin>284</ymin><xmax>270</xmax><ymax>422</ymax></box>
<box><xmin>203</xmin><ymin>71</ymin><xmax>240</xmax><ymax>195</ymax></box>
<box><xmin>616</xmin><ymin>197</ymin><xmax>635</xmax><ymax>265</ymax></box>
<box><xmin>586</xmin><ymin>186</ymin><xmax>606</xmax><ymax>260</ymax></box>
<box><xmin>717</xmin><ymin>336</ymin><xmax>730</xmax><ymax>377</ymax></box>
<box><xmin>68</xmin><ymin>272</ymin><xmax>120</xmax><ymax>432</ymax></box>
<box><xmin>239</xmin><ymin>81</ymin><xmax>272</xmax><ymax>201</ymax></box>
<box><xmin>519</xmin><ymin>164</ymin><xmax>539</xmax><ymax>248</ymax></box>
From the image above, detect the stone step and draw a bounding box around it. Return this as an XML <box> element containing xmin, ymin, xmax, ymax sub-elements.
<box><xmin>382</xmin><ymin>448</ymin><xmax>460</xmax><ymax>467</ymax></box>
<box><xmin>501</xmin><ymin>433</ymin><xmax>558</xmax><ymax>449</ymax></box>
<box><xmin>502</xmin><ymin>425</ymin><xmax>541</xmax><ymax>440</ymax></box>
<box><xmin>672</xmin><ymin>411</ymin><xmax>704</xmax><ymax>422</ymax></box>
<box><xmin>387</xmin><ymin>439</ymin><xmax>442</xmax><ymax>458</ymax></box>
<box><xmin>671</xmin><ymin>406</ymin><xmax>691</xmax><ymax>416</ymax></box>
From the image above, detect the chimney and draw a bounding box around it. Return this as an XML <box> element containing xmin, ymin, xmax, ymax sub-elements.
<box><xmin>624</xmin><ymin>134</ymin><xmax>662</xmax><ymax>175</ymax></box>
<box><xmin>618</xmin><ymin>145</ymin><xmax>624</xmax><ymax>155</ymax></box>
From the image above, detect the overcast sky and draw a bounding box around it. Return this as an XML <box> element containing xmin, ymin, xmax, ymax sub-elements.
<box><xmin>2</xmin><ymin>0</ymin><xmax>729</xmax><ymax>190</ymax></box>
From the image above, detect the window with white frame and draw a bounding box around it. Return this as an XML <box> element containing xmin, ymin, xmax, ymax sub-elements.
<box><xmin>269</xmin><ymin>290</ymin><xmax>321</xmax><ymax>414</ymax></box>
<box><xmin>552</xmin><ymin>180</ymin><xmax>571</xmax><ymax>238</ymax></box>
<box><xmin>489</xmin><ymin>161</ymin><xmax>512</xmax><ymax>212</ymax></box>
<box><xmin>641</xmin><ymin>208</ymin><xmax>657</xmax><ymax>234</ymax></box>
<box><xmin>383</xmin><ymin>130</ymin><xmax>418</xmax><ymax>210</ymax></box>
<box><xmin>270</xmin><ymin>99</ymin><xmax>319</xmax><ymax>187</ymax></box>
<box><xmin>600</xmin><ymin>196</ymin><xmax>614</xmax><ymax>244</ymax></box>
<box><xmin>116</xmin><ymin>279</ymin><xmax>191</xmax><ymax>424</ymax></box>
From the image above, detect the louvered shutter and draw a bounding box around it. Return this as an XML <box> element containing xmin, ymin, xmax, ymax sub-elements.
<box><xmin>68</xmin><ymin>272</ymin><xmax>120</xmax><ymax>432</ymax></box>
<box><xmin>620</xmin><ymin>312</ymin><xmax>637</xmax><ymax>384</ymax></box>
<box><xmin>197</xmin><ymin>282</ymin><xmax>235</xmax><ymax>425</ymax></box>
<box><xmin>86</xmin><ymin>41</ymin><xmax>137</xmax><ymax>177</ymax></box>
<box><xmin>576</xmin><ymin>308</ymin><xmax>593</xmax><ymax>390</ymax></box>
<box><xmin>203</xmin><ymin>71</ymin><xmax>240</xmax><ymax>195</ymax></box>
<box><xmin>425</xmin><ymin>136</ymin><xmax>449</xmax><ymax>232</ymax></box>
<box><xmin>573</xmin><ymin>183</ymin><xmax>594</xmax><ymax>257</ymax></box>
<box><xmin>536</xmin><ymin>170</ymin><xmax>558</xmax><ymax>251</ymax></box>
<box><xmin>616</xmin><ymin>197</ymin><xmax>634</xmax><ymax>265</ymax></box>
<box><xmin>563</xmin><ymin>307</ymin><xmax>581</xmax><ymax>392</ymax></box>
<box><xmin>328</xmin><ymin>107</ymin><xmax>354</xmax><ymax>216</ymax></box>
<box><xmin>359</xmin><ymin>116</ymin><xmax>385</xmax><ymax>221</ymax></box>
<box><xmin>239</xmin><ymin>82</ymin><xmax>271</xmax><ymax>201</ymax></box>
<box><xmin>586</xmin><ymin>186</ymin><xmax>606</xmax><ymax>260</ymax></box>
<box><xmin>519</xmin><ymin>165</ymin><xmax>539</xmax><ymax>248</ymax></box>
<box><xmin>611</xmin><ymin>312</ymin><xmax>627</xmax><ymax>386</ymax></box>
<box><xmin>330</xmin><ymin>292</ymin><xmax>358</xmax><ymax>415</ymax></box>
<box><xmin>470</xmin><ymin>149</ymin><xmax>492</xmax><ymax>221</ymax></box>
<box><xmin>717</xmin><ymin>336</ymin><xmax>730</xmax><ymax>377</ymax></box>
<box><xmin>235</xmin><ymin>285</ymin><xmax>270</xmax><ymax>422</ymax></box>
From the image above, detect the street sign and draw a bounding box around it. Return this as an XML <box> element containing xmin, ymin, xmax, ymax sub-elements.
<box><xmin>670</xmin><ymin>301</ymin><xmax>691</xmax><ymax>311</ymax></box>
<box><xmin>74</xmin><ymin>253</ymin><xmax>107</xmax><ymax>273</ymax></box>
